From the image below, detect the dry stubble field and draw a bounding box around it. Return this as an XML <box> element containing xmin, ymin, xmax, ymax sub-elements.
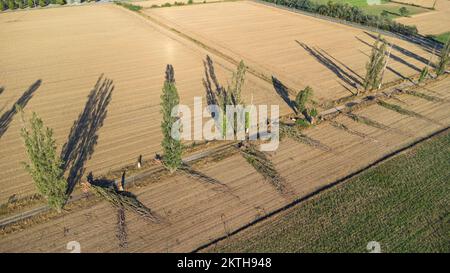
<box><xmin>0</xmin><ymin>4</ymin><xmax>288</xmax><ymax>204</ymax></box>
<box><xmin>1</xmin><ymin>2</ymin><xmax>449</xmax><ymax>252</ymax></box>
<box><xmin>1</xmin><ymin>75</ymin><xmax>449</xmax><ymax>252</ymax></box>
<box><xmin>395</xmin><ymin>0</ymin><xmax>450</xmax><ymax>35</ymax></box>
<box><xmin>145</xmin><ymin>1</ymin><xmax>436</xmax><ymax>103</ymax></box>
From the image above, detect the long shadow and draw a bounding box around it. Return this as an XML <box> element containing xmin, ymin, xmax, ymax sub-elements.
<box><xmin>356</xmin><ymin>36</ymin><xmax>422</xmax><ymax>73</ymax></box>
<box><xmin>297</xmin><ymin>41</ymin><xmax>361</xmax><ymax>93</ymax></box>
<box><xmin>358</xmin><ymin>48</ymin><xmax>409</xmax><ymax>80</ymax></box>
<box><xmin>364</xmin><ymin>31</ymin><xmax>434</xmax><ymax>68</ymax></box>
<box><xmin>61</xmin><ymin>75</ymin><xmax>113</xmax><ymax>195</ymax></box>
<box><xmin>271</xmin><ymin>76</ymin><xmax>297</xmax><ymax>114</ymax></box>
<box><xmin>397</xmin><ymin>33</ymin><xmax>442</xmax><ymax>55</ymax></box>
<box><xmin>202</xmin><ymin>55</ymin><xmax>224</xmax><ymax>109</ymax></box>
<box><xmin>0</xmin><ymin>80</ymin><xmax>41</xmax><ymax>139</ymax></box>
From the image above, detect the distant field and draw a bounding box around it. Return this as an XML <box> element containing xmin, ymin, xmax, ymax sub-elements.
<box><xmin>146</xmin><ymin>1</ymin><xmax>434</xmax><ymax>103</ymax></box>
<box><xmin>311</xmin><ymin>0</ymin><xmax>430</xmax><ymax>19</ymax></box>
<box><xmin>430</xmin><ymin>31</ymin><xmax>450</xmax><ymax>43</ymax></box>
<box><xmin>395</xmin><ymin>0</ymin><xmax>450</xmax><ymax>35</ymax></box>
<box><xmin>207</xmin><ymin>128</ymin><xmax>450</xmax><ymax>253</ymax></box>
<box><xmin>0</xmin><ymin>4</ymin><xmax>285</xmax><ymax>204</ymax></box>
<box><xmin>130</xmin><ymin>0</ymin><xmax>220</xmax><ymax>7</ymax></box>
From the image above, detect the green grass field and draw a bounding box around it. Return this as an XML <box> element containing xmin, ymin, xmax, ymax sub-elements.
<box><xmin>429</xmin><ymin>32</ymin><xmax>450</xmax><ymax>44</ymax></box>
<box><xmin>311</xmin><ymin>0</ymin><xmax>430</xmax><ymax>19</ymax></box>
<box><xmin>208</xmin><ymin>129</ymin><xmax>450</xmax><ymax>253</ymax></box>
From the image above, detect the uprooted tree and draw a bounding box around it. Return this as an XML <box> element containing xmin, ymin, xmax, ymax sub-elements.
<box><xmin>436</xmin><ymin>37</ymin><xmax>450</xmax><ymax>76</ymax></box>
<box><xmin>364</xmin><ymin>35</ymin><xmax>387</xmax><ymax>91</ymax></box>
<box><xmin>19</xmin><ymin>109</ymin><xmax>68</xmax><ymax>211</ymax></box>
<box><xmin>160</xmin><ymin>64</ymin><xmax>183</xmax><ymax>173</ymax></box>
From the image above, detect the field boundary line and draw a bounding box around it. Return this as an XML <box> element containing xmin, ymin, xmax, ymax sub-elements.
<box><xmin>193</xmin><ymin>125</ymin><xmax>450</xmax><ymax>252</ymax></box>
<box><xmin>0</xmin><ymin>75</ymin><xmax>446</xmax><ymax>230</ymax></box>
<box><xmin>121</xmin><ymin>5</ymin><xmax>300</xmax><ymax>95</ymax></box>
<box><xmin>0</xmin><ymin>142</ymin><xmax>234</xmax><ymax>228</ymax></box>
<box><xmin>251</xmin><ymin>0</ymin><xmax>441</xmax><ymax>51</ymax></box>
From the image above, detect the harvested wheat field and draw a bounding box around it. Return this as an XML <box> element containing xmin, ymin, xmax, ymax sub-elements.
<box><xmin>392</xmin><ymin>0</ymin><xmax>436</xmax><ymax>9</ymax></box>
<box><xmin>145</xmin><ymin>1</ymin><xmax>435</xmax><ymax>103</ymax></box>
<box><xmin>0</xmin><ymin>4</ymin><xmax>289</xmax><ymax>204</ymax></box>
<box><xmin>1</xmin><ymin>74</ymin><xmax>449</xmax><ymax>252</ymax></box>
<box><xmin>131</xmin><ymin>0</ymin><xmax>220</xmax><ymax>7</ymax></box>
<box><xmin>396</xmin><ymin>0</ymin><xmax>450</xmax><ymax>35</ymax></box>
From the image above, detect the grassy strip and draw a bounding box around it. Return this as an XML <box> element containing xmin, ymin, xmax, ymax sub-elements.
<box><xmin>207</xmin><ymin>129</ymin><xmax>450</xmax><ymax>253</ymax></box>
<box><xmin>427</xmin><ymin>32</ymin><xmax>450</xmax><ymax>45</ymax></box>
<box><xmin>114</xmin><ymin>1</ymin><xmax>142</xmax><ymax>11</ymax></box>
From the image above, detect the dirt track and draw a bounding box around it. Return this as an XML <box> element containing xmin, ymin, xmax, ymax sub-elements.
<box><xmin>0</xmin><ymin>4</ymin><xmax>289</xmax><ymax>204</ymax></box>
<box><xmin>395</xmin><ymin>0</ymin><xmax>450</xmax><ymax>35</ymax></box>
<box><xmin>1</xmin><ymin>75</ymin><xmax>449</xmax><ymax>252</ymax></box>
<box><xmin>145</xmin><ymin>1</ymin><xmax>435</xmax><ymax>103</ymax></box>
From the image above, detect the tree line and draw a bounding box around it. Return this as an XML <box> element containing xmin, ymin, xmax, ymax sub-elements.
<box><xmin>261</xmin><ymin>0</ymin><xmax>418</xmax><ymax>36</ymax></box>
<box><xmin>0</xmin><ymin>0</ymin><xmax>104</xmax><ymax>10</ymax></box>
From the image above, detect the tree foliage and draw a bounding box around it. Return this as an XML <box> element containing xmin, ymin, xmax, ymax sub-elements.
<box><xmin>203</xmin><ymin>56</ymin><xmax>247</xmax><ymax>136</ymax></box>
<box><xmin>295</xmin><ymin>86</ymin><xmax>317</xmax><ymax>124</ymax></box>
<box><xmin>364</xmin><ymin>35</ymin><xmax>387</xmax><ymax>91</ymax></box>
<box><xmin>20</xmin><ymin>111</ymin><xmax>67</xmax><ymax>211</ymax></box>
<box><xmin>260</xmin><ymin>0</ymin><xmax>418</xmax><ymax>36</ymax></box>
<box><xmin>436</xmin><ymin>37</ymin><xmax>450</xmax><ymax>76</ymax></box>
<box><xmin>160</xmin><ymin>64</ymin><xmax>183</xmax><ymax>173</ymax></box>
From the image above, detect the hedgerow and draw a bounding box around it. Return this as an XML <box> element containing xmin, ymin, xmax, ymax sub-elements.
<box><xmin>260</xmin><ymin>0</ymin><xmax>418</xmax><ymax>36</ymax></box>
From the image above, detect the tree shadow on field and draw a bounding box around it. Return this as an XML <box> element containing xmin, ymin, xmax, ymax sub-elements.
<box><xmin>202</xmin><ymin>55</ymin><xmax>224</xmax><ymax>110</ymax></box>
<box><xmin>355</xmin><ymin>36</ymin><xmax>422</xmax><ymax>73</ymax></box>
<box><xmin>271</xmin><ymin>76</ymin><xmax>297</xmax><ymax>114</ymax></box>
<box><xmin>0</xmin><ymin>80</ymin><xmax>41</xmax><ymax>139</ymax></box>
<box><xmin>296</xmin><ymin>41</ymin><xmax>361</xmax><ymax>94</ymax></box>
<box><xmin>363</xmin><ymin>31</ymin><xmax>434</xmax><ymax>68</ymax></box>
<box><xmin>61</xmin><ymin>75</ymin><xmax>114</xmax><ymax>196</ymax></box>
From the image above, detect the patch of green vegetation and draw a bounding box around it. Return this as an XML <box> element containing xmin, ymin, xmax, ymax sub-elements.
<box><xmin>427</xmin><ymin>32</ymin><xmax>450</xmax><ymax>45</ymax></box>
<box><xmin>311</xmin><ymin>0</ymin><xmax>428</xmax><ymax>19</ymax></box>
<box><xmin>114</xmin><ymin>1</ymin><xmax>142</xmax><ymax>11</ymax></box>
<box><xmin>209</xmin><ymin>129</ymin><xmax>450</xmax><ymax>253</ymax></box>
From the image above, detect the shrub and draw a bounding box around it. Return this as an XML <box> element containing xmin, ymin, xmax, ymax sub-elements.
<box><xmin>0</xmin><ymin>0</ymin><xmax>6</xmax><ymax>10</ymax></box>
<box><xmin>295</xmin><ymin>86</ymin><xmax>313</xmax><ymax>113</ymax></box>
<box><xmin>20</xmin><ymin>111</ymin><xmax>68</xmax><ymax>211</ymax></box>
<box><xmin>160</xmin><ymin>64</ymin><xmax>183</xmax><ymax>173</ymax></box>
<box><xmin>418</xmin><ymin>66</ymin><xmax>429</xmax><ymax>82</ymax></box>
<box><xmin>399</xmin><ymin>7</ymin><xmax>409</xmax><ymax>17</ymax></box>
<box><xmin>56</xmin><ymin>0</ymin><xmax>65</xmax><ymax>4</ymax></box>
<box><xmin>38</xmin><ymin>0</ymin><xmax>46</xmax><ymax>7</ymax></box>
<box><xmin>114</xmin><ymin>1</ymin><xmax>142</xmax><ymax>11</ymax></box>
<box><xmin>27</xmin><ymin>0</ymin><xmax>34</xmax><ymax>7</ymax></box>
<box><xmin>187</xmin><ymin>0</ymin><xmax>193</xmax><ymax>4</ymax></box>
<box><xmin>295</xmin><ymin>118</ymin><xmax>310</xmax><ymax>128</ymax></box>
<box><xmin>295</xmin><ymin>86</ymin><xmax>316</xmax><ymax>124</ymax></box>
<box><xmin>161</xmin><ymin>2</ymin><xmax>171</xmax><ymax>7</ymax></box>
